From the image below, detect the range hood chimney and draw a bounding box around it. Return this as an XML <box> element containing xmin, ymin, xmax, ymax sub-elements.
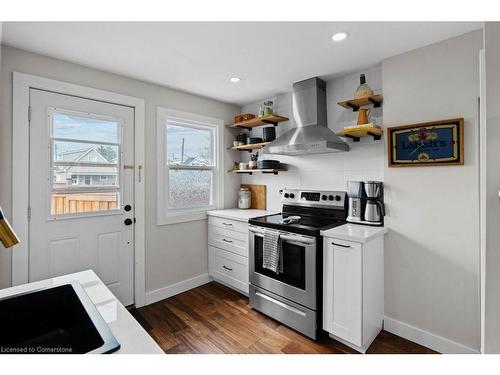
<box><xmin>266</xmin><ymin>77</ymin><xmax>349</xmax><ymax>155</ymax></box>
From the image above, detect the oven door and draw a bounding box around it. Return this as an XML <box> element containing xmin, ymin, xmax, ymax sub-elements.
<box><xmin>249</xmin><ymin>225</ymin><xmax>317</xmax><ymax>309</ymax></box>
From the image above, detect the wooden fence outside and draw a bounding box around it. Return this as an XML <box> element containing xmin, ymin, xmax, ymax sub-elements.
<box><xmin>51</xmin><ymin>193</ymin><xmax>118</xmax><ymax>215</ymax></box>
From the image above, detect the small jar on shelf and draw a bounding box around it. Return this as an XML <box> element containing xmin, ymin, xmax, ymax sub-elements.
<box><xmin>258</xmin><ymin>100</ymin><xmax>274</xmax><ymax>117</ymax></box>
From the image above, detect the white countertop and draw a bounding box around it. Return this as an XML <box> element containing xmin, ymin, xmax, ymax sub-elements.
<box><xmin>207</xmin><ymin>208</ymin><xmax>277</xmax><ymax>222</ymax></box>
<box><xmin>321</xmin><ymin>224</ymin><xmax>388</xmax><ymax>243</ymax></box>
<box><xmin>0</xmin><ymin>270</ymin><xmax>163</xmax><ymax>354</ymax></box>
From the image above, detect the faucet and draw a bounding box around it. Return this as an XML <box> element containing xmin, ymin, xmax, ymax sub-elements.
<box><xmin>0</xmin><ymin>207</ymin><xmax>20</xmax><ymax>248</ymax></box>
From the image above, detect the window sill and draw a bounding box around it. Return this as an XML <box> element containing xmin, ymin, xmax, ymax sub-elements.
<box><xmin>157</xmin><ymin>210</ymin><xmax>211</xmax><ymax>226</ymax></box>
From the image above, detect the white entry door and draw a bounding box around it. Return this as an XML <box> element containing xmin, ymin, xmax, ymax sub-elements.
<box><xmin>29</xmin><ymin>88</ymin><xmax>135</xmax><ymax>306</ymax></box>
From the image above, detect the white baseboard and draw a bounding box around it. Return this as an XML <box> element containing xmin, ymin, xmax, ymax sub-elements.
<box><xmin>145</xmin><ymin>273</ymin><xmax>210</xmax><ymax>305</ymax></box>
<box><xmin>384</xmin><ymin>316</ymin><xmax>479</xmax><ymax>354</ymax></box>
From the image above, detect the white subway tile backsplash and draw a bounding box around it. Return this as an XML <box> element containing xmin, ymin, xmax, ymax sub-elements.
<box><xmin>239</xmin><ymin>65</ymin><xmax>384</xmax><ymax>208</ymax></box>
<box><xmin>291</xmin><ymin>152</ymin><xmax>345</xmax><ymax>172</ymax></box>
<box><xmin>299</xmin><ymin>170</ymin><xmax>345</xmax><ymax>191</ymax></box>
<box><xmin>344</xmin><ymin>169</ymin><xmax>384</xmax><ymax>184</ymax></box>
<box><xmin>327</xmin><ymin>103</ymin><xmax>345</xmax><ymax>132</ymax></box>
<box><xmin>343</xmin><ymin>142</ymin><xmax>385</xmax><ymax>171</ymax></box>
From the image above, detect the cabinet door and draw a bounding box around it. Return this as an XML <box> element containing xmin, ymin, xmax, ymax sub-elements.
<box><xmin>330</xmin><ymin>239</ymin><xmax>362</xmax><ymax>346</ymax></box>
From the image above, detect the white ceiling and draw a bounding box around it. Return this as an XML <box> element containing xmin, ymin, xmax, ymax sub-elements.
<box><xmin>2</xmin><ymin>22</ymin><xmax>482</xmax><ymax>105</ymax></box>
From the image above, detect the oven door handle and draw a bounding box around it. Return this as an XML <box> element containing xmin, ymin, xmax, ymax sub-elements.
<box><xmin>280</xmin><ymin>235</ymin><xmax>315</xmax><ymax>245</ymax></box>
<box><xmin>249</xmin><ymin>226</ymin><xmax>267</xmax><ymax>235</ymax></box>
<box><xmin>249</xmin><ymin>226</ymin><xmax>315</xmax><ymax>245</ymax></box>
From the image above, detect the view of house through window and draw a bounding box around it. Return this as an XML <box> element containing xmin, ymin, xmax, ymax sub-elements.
<box><xmin>166</xmin><ymin>123</ymin><xmax>215</xmax><ymax>209</ymax></box>
<box><xmin>50</xmin><ymin>111</ymin><xmax>121</xmax><ymax>215</ymax></box>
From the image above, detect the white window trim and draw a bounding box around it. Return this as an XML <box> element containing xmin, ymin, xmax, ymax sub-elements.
<box><xmin>157</xmin><ymin>107</ymin><xmax>224</xmax><ymax>225</ymax></box>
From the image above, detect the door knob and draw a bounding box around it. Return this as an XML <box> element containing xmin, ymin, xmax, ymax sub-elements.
<box><xmin>124</xmin><ymin>204</ymin><xmax>132</xmax><ymax>212</ymax></box>
<box><xmin>124</xmin><ymin>218</ymin><xmax>133</xmax><ymax>226</ymax></box>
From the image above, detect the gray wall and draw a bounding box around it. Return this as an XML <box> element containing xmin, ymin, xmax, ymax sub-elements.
<box><xmin>0</xmin><ymin>45</ymin><xmax>240</xmax><ymax>292</ymax></box>
<box><xmin>484</xmin><ymin>22</ymin><xmax>500</xmax><ymax>353</ymax></box>
<box><xmin>382</xmin><ymin>30</ymin><xmax>482</xmax><ymax>351</ymax></box>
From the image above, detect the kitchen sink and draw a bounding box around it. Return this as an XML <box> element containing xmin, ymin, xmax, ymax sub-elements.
<box><xmin>0</xmin><ymin>282</ymin><xmax>120</xmax><ymax>354</ymax></box>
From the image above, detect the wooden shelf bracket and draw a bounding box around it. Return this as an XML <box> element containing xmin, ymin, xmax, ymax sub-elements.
<box><xmin>338</xmin><ymin>95</ymin><xmax>383</xmax><ymax>113</ymax></box>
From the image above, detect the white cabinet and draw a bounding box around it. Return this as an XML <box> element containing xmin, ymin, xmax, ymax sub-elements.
<box><xmin>322</xmin><ymin>230</ymin><xmax>385</xmax><ymax>353</ymax></box>
<box><xmin>208</xmin><ymin>216</ymin><xmax>249</xmax><ymax>294</ymax></box>
<box><xmin>325</xmin><ymin>239</ymin><xmax>363</xmax><ymax>346</ymax></box>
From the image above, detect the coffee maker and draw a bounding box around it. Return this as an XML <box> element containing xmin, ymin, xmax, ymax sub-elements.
<box><xmin>346</xmin><ymin>181</ymin><xmax>385</xmax><ymax>226</ymax></box>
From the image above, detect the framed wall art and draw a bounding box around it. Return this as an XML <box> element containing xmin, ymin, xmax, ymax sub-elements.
<box><xmin>387</xmin><ymin>118</ymin><xmax>464</xmax><ymax>167</ymax></box>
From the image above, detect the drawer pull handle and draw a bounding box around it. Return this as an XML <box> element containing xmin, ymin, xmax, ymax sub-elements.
<box><xmin>222</xmin><ymin>238</ymin><xmax>233</xmax><ymax>243</ymax></box>
<box><xmin>332</xmin><ymin>242</ymin><xmax>351</xmax><ymax>248</ymax></box>
<box><xmin>222</xmin><ymin>265</ymin><xmax>233</xmax><ymax>271</ymax></box>
<box><xmin>222</xmin><ymin>222</ymin><xmax>233</xmax><ymax>226</ymax></box>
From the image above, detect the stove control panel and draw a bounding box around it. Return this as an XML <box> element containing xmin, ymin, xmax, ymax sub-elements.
<box><xmin>280</xmin><ymin>189</ymin><xmax>346</xmax><ymax>208</ymax></box>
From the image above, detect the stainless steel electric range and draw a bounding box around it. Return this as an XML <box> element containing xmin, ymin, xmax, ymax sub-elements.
<box><xmin>248</xmin><ymin>189</ymin><xmax>347</xmax><ymax>339</ymax></box>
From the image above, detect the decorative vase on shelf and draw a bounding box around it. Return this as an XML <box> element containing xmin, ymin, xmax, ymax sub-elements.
<box><xmin>354</xmin><ymin>74</ymin><xmax>373</xmax><ymax>98</ymax></box>
<box><xmin>357</xmin><ymin>108</ymin><xmax>371</xmax><ymax>125</ymax></box>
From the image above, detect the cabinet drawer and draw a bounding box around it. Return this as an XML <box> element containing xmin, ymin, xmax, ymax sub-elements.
<box><xmin>208</xmin><ymin>216</ymin><xmax>248</xmax><ymax>234</ymax></box>
<box><xmin>208</xmin><ymin>226</ymin><xmax>248</xmax><ymax>257</ymax></box>
<box><xmin>209</xmin><ymin>224</ymin><xmax>247</xmax><ymax>243</ymax></box>
<box><xmin>209</xmin><ymin>246</ymin><xmax>249</xmax><ymax>294</ymax></box>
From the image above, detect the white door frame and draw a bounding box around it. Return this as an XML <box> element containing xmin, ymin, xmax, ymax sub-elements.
<box><xmin>479</xmin><ymin>49</ymin><xmax>486</xmax><ymax>353</ymax></box>
<box><xmin>12</xmin><ymin>72</ymin><xmax>146</xmax><ymax>307</ymax></box>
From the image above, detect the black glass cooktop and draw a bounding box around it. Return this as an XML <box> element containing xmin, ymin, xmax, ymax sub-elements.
<box><xmin>249</xmin><ymin>212</ymin><xmax>346</xmax><ymax>236</ymax></box>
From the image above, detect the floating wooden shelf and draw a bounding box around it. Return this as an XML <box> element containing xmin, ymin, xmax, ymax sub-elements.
<box><xmin>337</xmin><ymin>124</ymin><xmax>383</xmax><ymax>142</ymax></box>
<box><xmin>228</xmin><ymin>168</ymin><xmax>286</xmax><ymax>175</ymax></box>
<box><xmin>338</xmin><ymin>94</ymin><xmax>383</xmax><ymax>112</ymax></box>
<box><xmin>227</xmin><ymin>114</ymin><xmax>289</xmax><ymax>130</ymax></box>
<box><xmin>229</xmin><ymin>142</ymin><xmax>271</xmax><ymax>152</ymax></box>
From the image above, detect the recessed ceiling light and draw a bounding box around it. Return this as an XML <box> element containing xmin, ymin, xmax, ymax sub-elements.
<box><xmin>332</xmin><ymin>32</ymin><xmax>348</xmax><ymax>42</ymax></box>
<box><xmin>230</xmin><ymin>77</ymin><xmax>241</xmax><ymax>83</ymax></box>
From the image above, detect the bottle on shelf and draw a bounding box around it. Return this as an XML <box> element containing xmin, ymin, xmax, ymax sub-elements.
<box><xmin>354</xmin><ymin>74</ymin><xmax>374</xmax><ymax>98</ymax></box>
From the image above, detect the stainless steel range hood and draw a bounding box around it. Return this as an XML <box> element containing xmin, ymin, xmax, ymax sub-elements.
<box><xmin>266</xmin><ymin>77</ymin><xmax>349</xmax><ymax>155</ymax></box>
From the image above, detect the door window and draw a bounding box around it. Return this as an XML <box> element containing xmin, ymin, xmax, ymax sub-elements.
<box><xmin>49</xmin><ymin>109</ymin><xmax>121</xmax><ymax>216</ymax></box>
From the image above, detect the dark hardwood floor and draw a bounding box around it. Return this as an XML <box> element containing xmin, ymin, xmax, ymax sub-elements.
<box><xmin>138</xmin><ymin>281</ymin><xmax>437</xmax><ymax>354</ymax></box>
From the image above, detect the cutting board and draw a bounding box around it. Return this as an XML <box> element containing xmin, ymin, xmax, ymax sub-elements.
<box><xmin>241</xmin><ymin>184</ymin><xmax>266</xmax><ymax>210</ymax></box>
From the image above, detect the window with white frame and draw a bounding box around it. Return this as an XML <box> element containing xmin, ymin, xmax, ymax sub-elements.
<box><xmin>157</xmin><ymin>107</ymin><xmax>223</xmax><ymax>224</ymax></box>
